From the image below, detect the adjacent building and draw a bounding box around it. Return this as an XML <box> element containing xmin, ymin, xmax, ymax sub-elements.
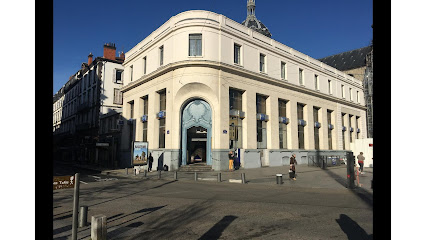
<box><xmin>53</xmin><ymin>43</ymin><xmax>125</xmax><ymax>167</ymax></box>
<box><xmin>118</xmin><ymin>2</ymin><xmax>367</xmax><ymax>171</ymax></box>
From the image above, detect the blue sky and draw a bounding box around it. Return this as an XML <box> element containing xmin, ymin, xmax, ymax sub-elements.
<box><xmin>53</xmin><ymin>0</ymin><xmax>372</xmax><ymax>94</ymax></box>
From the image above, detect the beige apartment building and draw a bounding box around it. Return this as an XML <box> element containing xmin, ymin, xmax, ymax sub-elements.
<box><xmin>119</xmin><ymin>7</ymin><xmax>367</xmax><ymax>171</ymax></box>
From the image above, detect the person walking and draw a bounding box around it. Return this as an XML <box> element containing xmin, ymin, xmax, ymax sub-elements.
<box><xmin>357</xmin><ymin>152</ymin><xmax>365</xmax><ymax>174</ymax></box>
<box><xmin>148</xmin><ymin>152</ymin><xmax>154</xmax><ymax>172</ymax></box>
<box><xmin>228</xmin><ymin>150</ymin><xmax>234</xmax><ymax>171</ymax></box>
<box><xmin>289</xmin><ymin>153</ymin><xmax>298</xmax><ymax>180</ymax></box>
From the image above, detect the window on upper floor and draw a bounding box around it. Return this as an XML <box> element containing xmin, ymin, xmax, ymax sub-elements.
<box><xmin>189</xmin><ymin>34</ymin><xmax>202</xmax><ymax>56</ymax></box>
<box><xmin>115</xmin><ymin>69</ymin><xmax>123</xmax><ymax>84</ymax></box>
<box><xmin>328</xmin><ymin>80</ymin><xmax>332</xmax><ymax>94</ymax></box>
<box><xmin>143</xmin><ymin>57</ymin><xmax>147</xmax><ymax>75</ymax></box>
<box><xmin>259</xmin><ymin>53</ymin><xmax>266</xmax><ymax>73</ymax></box>
<box><xmin>234</xmin><ymin>44</ymin><xmax>241</xmax><ymax>65</ymax></box>
<box><xmin>299</xmin><ymin>69</ymin><xmax>304</xmax><ymax>85</ymax></box>
<box><xmin>159</xmin><ymin>46</ymin><xmax>164</xmax><ymax>66</ymax></box>
<box><xmin>113</xmin><ymin>88</ymin><xmax>123</xmax><ymax>105</ymax></box>
<box><xmin>349</xmin><ymin>88</ymin><xmax>353</xmax><ymax>101</ymax></box>
<box><xmin>341</xmin><ymin>84</ymin><xmax>345</xmax><ymax>98</ymax></box>
<box><xmin>281</xmin><ymin>62</ymin><xmax>287</xmax><ymax>80</ymax></box>
<box><xmin>130</xmin><ymin>65</ymin><xmax>133</xmax><ymax>82</ymax></box>
<box><xmin>315</xmin><ymin>74</ymin><xmax>319</xmax><ymax>90</ymax></box>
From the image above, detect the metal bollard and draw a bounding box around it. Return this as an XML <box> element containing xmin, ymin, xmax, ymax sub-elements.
<box><xmin>134</xmin><ymin>169</ymin><xmax>137</xmax><ymax>176</ymax></box>
<box><xmin>79</xmin><ymin>206</ymin><xmax>88</xmax><ymax>227</ymax></box>
<box><xmin>195</xmin><ymin>172</ymin><xmax>198</xmax><ymax>181</ymax></box>
<box><xmin>158</xmin><ymin>170</ymin><xmax>161</xmax><ymax>179</ymax></box>
<box><xmin>144</xmin><ymin>170</ymin><xmax>147</xmax><ymax>177</ymax></box>
<box><xmin>91</xmin><ymin>215</ymin><xmax>107</xmax><ymax>240</ymax></box>
<box><xmin>241</xmin><ymin>173</ymin><xmax>246</xmax><ymax>184</ymax></box>
<box><xmin>276</xmin><ymin>174</ymin><xmax>283</xmax><ymax>184</ymax></box>
<box><xmin>174</xmin><ymin>171</ymin><xmax>178</xmax><ymax>180</ymax></box>
<box><xmin>217</xmin><ymin>172</ymin><xmax>221</xmax><ymax>182</ymax></box>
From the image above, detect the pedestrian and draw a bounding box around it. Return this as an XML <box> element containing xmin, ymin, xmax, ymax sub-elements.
<box><xmin>289</xmin><ymin>153</ymin><xmax>298</xmax><ymax>180</ymax></box>
<box><xmin>357</xmin><ymin>152</ymin><xmax>365</xmax><ymax>174</ymax></box>
<box><xmin>228</xmin><ymin>150</ymin><xmax>234</xmax><ymax>171</ymax></box>
<box><xmin>233</xmin><ymin>149</ymin><xmax>240</xmax><ymax>170</ymax></box>
<box><xmin>148</xmin><ymin>152</ymin><xmax>154</xmax><ymax>172</ymax></box>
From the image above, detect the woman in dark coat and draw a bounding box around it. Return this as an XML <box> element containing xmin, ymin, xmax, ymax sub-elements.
<box><xmin>289</xmin><ymin>154</ymin><xmax>297</xmax><ymax>180</ymax></box>
<box><xmin>148</xmin><ymin>153</ymin><xmax>153</xmax><ymax>172</ymax></box>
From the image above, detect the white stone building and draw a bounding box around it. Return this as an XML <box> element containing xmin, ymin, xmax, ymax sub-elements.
<box><xmin>119</xmin><ymin>4</ymin><xmax>367</xmax><ymax>171</ymax></box>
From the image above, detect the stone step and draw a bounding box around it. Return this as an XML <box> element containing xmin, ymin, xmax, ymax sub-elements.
<box><xmin>178</xmin><ymin>164</ymin><xmax>213</xmax><ymax>172</ymax></box>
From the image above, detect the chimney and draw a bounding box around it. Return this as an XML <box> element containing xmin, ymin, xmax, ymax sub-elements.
<box><xmin>116</xmin><ymin>51</ymin><xmax>125</xmax><ymax>62</ymax></box>
<box><xmin>103</xmin><ymin>43</ymin><xmax>116</xmax><ymax>60</ymax></box>
<box><xmin>88</xmin><ymin>52</ymin><xmax>93</xmax><ymax>65</ymax></box>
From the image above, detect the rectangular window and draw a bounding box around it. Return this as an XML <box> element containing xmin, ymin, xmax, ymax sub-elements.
<box><xmin>143</xmin><ymin>57</ymin><xmax>147</xmax><ymax>75</ymax></box>
<box><xmin>142</xmin><ymin>95</ymin><xmax>148</xmax><ymax>142</ymax></box>
<box><xmin>356</xmin><ymin>116</ymin><xmax>360</xmax><ymax>139</ymax></box>
<box><xmin>297</xmin><ymin>103</ymin><xmax>305</xmax><ymax>149</ymax></box>
<box><xmin>159</xmin><ymin>46</ymin><xmax>164</xmax><ymax>66</ymax></box>
<box><xmin>349</xmin><ymin>115</ymin><xmax>353</xmax><ymax>143</ymax></box>
<box><xmin>313</xmin><ymin>107</ymin><xmax>320</xmax><ymax>150</ymax></box>
<box><xmin>342</xmin><ymin>113</ymin><xmax>346</xmax><ymax>150</ymax></box>
<box><xmin>328</xmin><ymin>80</ymin><xmax>332</xmax><ymax>94</ymax></box>
<box><xmin>341</xmin><ymin>84</ymin><xmax>345</xmax><ymax>98</ymax></box>
<box><xmin>299</xmin><ymin>69</ymin><xmax>304</xmax><ymax>85</ymax></box>
<box><xmin>129</xmin><ymin>101</ymin><xmax>134</xmax><ymax>119</ymax></box>
<box><xmin>115</xmin><ymin>70</ymin><xmax>123</xmax><ymax>83</ymax></box>
<box><xmin>229</xmin><ymin>116</ymin><xmax>243</xmax><ymax>149</ymax></box>
<box><xmin>256</xmin><ymin>94</ymin><xmax>267</xmax><ymax>114</ymax></box>
<box><xmin>189</xmin><ymin>34</ymin><xmax>202</xmax><ymax>56</ymax></box>
<box><xmin>130</xmin><ymin>65</ymin><xmax>133</xmax><ymax>82</ymax></box>
<box><xmin>159</xmin><ymin>118</ymin><xmax>165</xmax><ymax>148</ymax></box>
<box><xmin>349</xmin><ymin>88</ymin><xmax>353</xmax><ymax>101</ymax></box>
<box><xmin>327</xmin><ymin>110</ymin><xmax>333</xmax><ymax>150</ymax></box>
<box><xmin>279</xmin><ymin>99</ymin><xmax>288</xmax><ymax>149</ymax></box>
<box><xmin>159</xmin><ymin>90</ymin><xmax>166</xmax><ymax>111</ymax></box>
<box><xmin>257</xmin><ymin>120</ymin><xmax>267</xmax><ymax>149</ymax></box>
<box><xmin>229</xmin><ymin>89</ymin><xmax>243</xmax><ymax>110</ymax></box>
<box><xmin>234</xmin><ymin>44</ymin><xmax>241</xmax><ymax>65</ymax></box>
<box><xmin>281</xmin><ymin>62</ymin><xmax>286</xmax><ymax>80</ymax></box>
<box><xmin>315</xmin><ymin>74</ymin><xmax>319</xmax><ymax>90</ymax></box>
<box><xmin>113</xmin><ymin>88</ymin><xmax>123</xmax><ymax>105</ymax></box>
<box><xmin>259</xmin><ymin>53</ymin><xmax>266</xmax><ymax>72</ymax></box>
<box><xmin>357</xmin><ymin>91</ymin><xmax>360</xmax><ymax>103</ymax></box>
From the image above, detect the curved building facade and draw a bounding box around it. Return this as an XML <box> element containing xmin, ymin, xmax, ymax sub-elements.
<box><xmin>119</xmin><ymin>10</ymin><xmax>367</xmax><ymax>171</ymax></box>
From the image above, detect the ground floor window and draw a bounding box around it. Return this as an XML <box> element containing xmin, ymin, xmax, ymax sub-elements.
<box><xmin>229</xmin><ymin>116</ymin><xmax>242</xmax><ymax>149</ymax></box>
<box><xmin>159</xmin><ymin>118</ymin><xmax>165</xmax><ymax>148</ymax></box>
<box><xmin>342</xmin><ymin>131</ymin><xmax>346</xmax><ymax>150</ymax></box>
<box><xmin>328</xmin><ymin>129</ymin><xmax>333</xmax><ymax>150</ymax></box>
<box><xmin>142</xmin><ymin>121</ymin><xmax>148</xmax><ymax>142</ymax></box>
<box><xmin>298</xmin><ymin>125</ymin><xmax>305</xmax><ymax>149</ymax></box>
<box><xmin>279</xmin><ymin>123</ymin><xmax>287</xmax><ymax>149</ymax></box>
<box><xmin>314</xmin><ymin>127</ymin><xmax>320</xmax><ymax>150</ymax></box>
<box><xmin>257</xmin><ymin>120</ymin><xmax>267</xmax><ymax>149</ymax></box>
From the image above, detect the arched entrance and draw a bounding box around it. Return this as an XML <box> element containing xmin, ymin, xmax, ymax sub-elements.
<box><xmin>181</xmin><ymin>99</ymin><xmax>212</xmax><ymax>166</ymax></box>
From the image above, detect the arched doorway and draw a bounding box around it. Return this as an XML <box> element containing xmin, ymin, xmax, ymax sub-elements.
<box><xmin>181</xmin><ymin>99</ymin><xmax>212</xmax><ymax>166</ymax></box>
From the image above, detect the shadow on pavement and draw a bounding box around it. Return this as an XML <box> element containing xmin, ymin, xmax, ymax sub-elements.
<box><xmin>336</xmin><ymin>214</ymin><xmax>373</xmax><ymax>240</ymax></box>
<box><xmin>198</xmin><ymin>215</ymin><xmax>238</xmax><ymax>240</ymax></box>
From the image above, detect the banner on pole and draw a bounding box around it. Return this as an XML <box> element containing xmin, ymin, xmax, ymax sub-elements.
<box><xmin>133</xmin><ymin>141</ymin><xmax>148</xmax><ymax>166</ymax></box>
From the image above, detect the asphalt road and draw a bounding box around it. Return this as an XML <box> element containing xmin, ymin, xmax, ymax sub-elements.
<box><xmin>53</xmin><ymin>175</ymin><xmax>373</xmax><ymax>240</ymax></box>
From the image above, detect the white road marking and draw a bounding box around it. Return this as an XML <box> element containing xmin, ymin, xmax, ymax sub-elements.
<box><xmin>80</xmin><ymin>181</ymin><xmax>88</xmax><ymax>184</ymax></box>
<box><xmin>89</xmin><ymin>175</ymin><xmax>101</xmax><ymax>179</ymax></box>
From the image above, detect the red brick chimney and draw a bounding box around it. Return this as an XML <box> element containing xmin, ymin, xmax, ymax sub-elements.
<box><xmin>88</xmin><ymin>52</ymin><xmax>93</xmax><ymax>65</ymax></box>
<box><xmin>103</xmin><ymin>43</ymin><xmax>116</xmax><ymax>60</ymax></box>
<box><xmin>116</xmin><ymin>51</ymin><xmax>125</xmax><ymax>62</ymax></box>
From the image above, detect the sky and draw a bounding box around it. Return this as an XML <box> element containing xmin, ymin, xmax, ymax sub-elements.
<box><xmin>53</xmin><ymin>0</ymin><xmax>372</xmax><ymax>94</ymax></box>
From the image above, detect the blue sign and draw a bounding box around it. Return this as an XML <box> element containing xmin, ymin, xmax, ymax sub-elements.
<box><xmin>328</xmin><ymin>124</ymin><xmax>334</xmax><ymax>130</ymax></box>
<box><xmin>298</xmin><ymin>119</ymin><xmax>306</xmax><ymax>126</ymax></box>
<box><xmin>223</xmin><ymin>130</ymin><xmax>227</xmax><ymax>134</ymax></box>
<box><xmin>157</xmin><ymin>111</ymin><xmax>166</xmax><ymax>119</ymax></box>
<box><xmin>141</xmin><ymin>115</ymin><xmax>148</xmax><ymax>122</ymax></box>
<box><xmin>279</xmin><ymin>117</ymin><xmax>289</xmax><ymax>124</ymax></box>
<box><xmin>167</xmin><ymin>130</ymin><xmax>169</xmax><ymax>134</ymax></box>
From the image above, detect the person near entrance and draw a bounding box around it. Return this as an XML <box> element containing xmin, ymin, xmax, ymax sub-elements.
<box><xmin>148</xmin><ymin>152</ymin><xmax>153</xmax><ymax>172</ymax></box>
<box><xmin>357</xmin><ymin>152</ymin><xmax>365</xmax><ymax>174</ymax></box>
<box><xmin>289</xmin><ymin>154</ymin><xmax>297</xmax><ymax>180</ymax></box>
<box><xmin>228</xmin><ymin>150</ymin><xmax>234</xmax><ymax>171</ymax></box>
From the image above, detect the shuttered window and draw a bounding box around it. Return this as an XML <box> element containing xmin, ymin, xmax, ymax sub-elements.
<box><xmin>113</xmin><ymin>88</ymin><xmax>123</xmax><ymax>105</ymax></box>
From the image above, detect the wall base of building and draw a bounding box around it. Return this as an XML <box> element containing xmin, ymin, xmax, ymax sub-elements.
<box><xmin>212</xmin><ymin>149</ymin><xmax>230</xmax><ymax>171</ymax></box>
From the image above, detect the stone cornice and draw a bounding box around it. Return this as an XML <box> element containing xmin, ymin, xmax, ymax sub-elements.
<box><xmin>120</xmin><ymin>60</ymin><xmax>367</xmax><ymax>111</ymax></box>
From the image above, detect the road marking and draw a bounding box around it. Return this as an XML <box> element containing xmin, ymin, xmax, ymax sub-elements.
<box><xmin>89</xmin><ymin>175</ymin><xmax>101</xmax><ymax>179</ymax></box>
<box><xmin>80</xmin><ymin>181</ymin><xmax>88</xmax><ymax>184</ymax></box>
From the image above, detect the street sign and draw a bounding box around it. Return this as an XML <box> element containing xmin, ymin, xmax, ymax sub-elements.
<box><xmin>53</xmin><ymin>175</ymin><xmax>75</xmax><ymax>190</ymax></box>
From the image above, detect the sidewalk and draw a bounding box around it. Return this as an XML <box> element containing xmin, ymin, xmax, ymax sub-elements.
<box><xmin>93</xmin><ymin>164</ymin><xmax>373</xmax><ymax>192</ymax></box>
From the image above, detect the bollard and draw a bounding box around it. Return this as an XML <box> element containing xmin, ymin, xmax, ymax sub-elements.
<box><xmin>91</xmin><ymin>214</ymin><xmax>107</xmax><ymax>240</ymax></box>
<box><xmin>126</xmin><ymin>168</ymin><xmax>129</xmax><ymax>175</ymax></box>
<box><xmin>346</xmin><ymin>152</ymin><xmax>355</xmax><ymax>189</ymax></box>
<box><xmin>241</xmin><ymin>173</ymin><xmax>246</xmax><ymax>184</ymax></box>
<box><xmin>195</xmin><ymin>172</ymin><xmax>198</xmax><ymax>181</ymax></box>
<box><xmin>174</xmin><ymin>171</ymin><xmax>178</xmax><ymax>180</ymax></box>
<box><xmin>144</xmin><ymin>170</ymin><xmax>147</xmax><ymax>177</ymax></box>
<box><xmin>134</xmin><ymin>168</ymin><xmax>137</xmax><ymax>176</ymax></box>
<box><xmin>217</xmin><ymin>172</ymin><xmax>221</xmax><ymax>182</ymax></box>
<box><xmin>79</xmin><ymin>206</ymin><xmax>88</xmax><ymax>227</ymax></box>
<box><xmin>276</xmin><ymin>174</ymin><xmax>283</xmax><ymax>185</ymax></box>
<box><xmin>158</xmin><ymin>170</ymin><xmax>161</xmax><ymax>179</ymax></box>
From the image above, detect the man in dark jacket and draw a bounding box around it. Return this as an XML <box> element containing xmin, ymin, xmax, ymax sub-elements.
<box><xmin>148</xmin><ymin>153</ymin><xmax>154</xmax><ymax>172</ymax></box>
